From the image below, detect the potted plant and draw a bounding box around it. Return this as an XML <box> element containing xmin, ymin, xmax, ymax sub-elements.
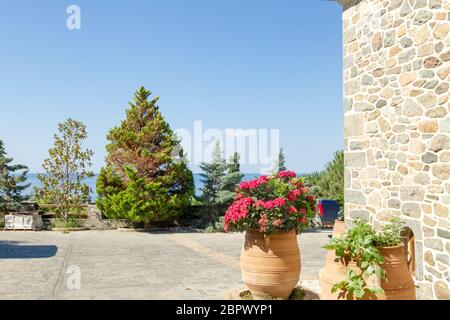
<box><xmin>320</xmin><ymin>217</ymin><xmax>416</xmax><ymax>300</ymax></box>
<box><xmin>331</xmin><ymin>207</ymin><xmax>345</xmax><ymax>238</ymax></box>
<box><xmin>224</xmin><ymin>171</ymin><xmax>317</xmax><ymax>300</ymax></box>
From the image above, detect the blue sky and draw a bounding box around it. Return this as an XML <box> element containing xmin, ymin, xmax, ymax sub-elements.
<box><xmin>0</xmin><ymin>0</ymin><xmax>343</xmax><ymax>174</ymax></box>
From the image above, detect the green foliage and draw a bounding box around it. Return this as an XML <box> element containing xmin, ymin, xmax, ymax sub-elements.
<box><xmin>239</xmin><ymin>287</ymin><xmax>305</xmax><ymax>300</ymax></box>
<box><xmin>199</xmin><ymin>142</ymin><xmax>243</xmax><ymax>225</ymax></box>
<box><xmin>374</xmin><ymin>216</ymin><xmax>406</xmax><ymax>247</ymax></box>
<box><xmin>305</xmin><ymin>150</ymin><xmax>344</xmax><ymax>209</ymax></box>
<box><xmin>51</xmin><ymin>216</ymin><xmax>82</xmax><ymax>229</ymax></box>
<box><xmin>219</xmin><ymin>152</ymin><xmax>244</xmax><ymax>206</ymax></box>
<box><xmin>98</xmin><ymin>166</ymin><xmax>190</xmax><ymax>223</ymax></box>
<box><xmin>34</xmin><ymin>119</ymin><xmax>93</xmax><ymax>221</ymax></box>
<box><xmin>0</xmin><ymin>140</ymin><xmax>30</xmax><ymax>212</ymax></box>
<box><xmin>324</xmin><ymin>217</ymin><xmax>405</xmax><ymax>299</ymax></box>
<box><xmin>96</xmin><ymin>87</ymin><xmax>194</xmax><ymax>225</ymax></box>
<box><xmin>273</xmin><ymin>148</ymin><xmax>287</xmax><ymax>173</ymax></box>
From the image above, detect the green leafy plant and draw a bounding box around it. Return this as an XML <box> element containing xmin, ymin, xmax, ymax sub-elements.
<box><xmin>324</xmin><ymin>217</ymin><xmax>405</xmax><ymax>299</ymax></box>
<box><xmin>375</xmin><ymin>216</ymin><xmax>405</xmax><ymax>247</ymax></box>
<box><xmin>51</xmin><ymin>216</ymin><xmax>82</xmax><ymax>229</ymax></box>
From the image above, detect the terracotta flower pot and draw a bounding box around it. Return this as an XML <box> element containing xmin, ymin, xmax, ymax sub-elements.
<box><xmin>376</xmin><ymin>245</ymin><xmax>416</xmax><ymax>300</ymax></box>
<box><xmin>319</xmin><ymin>219</ymin><xmax>345</xmax><ymax>299</ymax></box>
<box><xmin>332</xmin><ymin>220</ymin><xmax>345</xmax><ymax>238</ymax></box>
<box><xmin>320</xmin><ymin>244</ymin><xmax>416</xmax><ymax>300</ymax></box>
<box><xmin>241</xmin><ymin>230</ymin><xmax>300</xmax><ymax>300</ymax></box>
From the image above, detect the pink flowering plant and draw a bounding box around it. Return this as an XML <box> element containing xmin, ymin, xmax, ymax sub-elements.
<box><xmin>224</xmin><ymin>171</ymin><xmax>317</xmax><ymax>234</ymax></box>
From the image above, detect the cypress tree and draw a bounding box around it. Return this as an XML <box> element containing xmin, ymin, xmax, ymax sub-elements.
<box><xmin>96</xmin><ymin>87</ymin><xmax>194</xmax><ymax>226</ymax></box>
<box><xmin>0</xmin><ymin>140</ymin><xmax>30</xmax><ymax>212</ymax></box>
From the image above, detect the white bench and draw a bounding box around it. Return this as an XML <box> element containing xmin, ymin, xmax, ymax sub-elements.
<box><xmin>4</xmin><ymin>213</ymin><xmax>43</xmax><ymax>231</ymax></box>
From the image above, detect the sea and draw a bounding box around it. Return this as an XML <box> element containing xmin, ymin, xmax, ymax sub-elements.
<box><xmin>25</xmin><ymin>173</ymin><xmax>262</xmax><ymax>200</ymax></box>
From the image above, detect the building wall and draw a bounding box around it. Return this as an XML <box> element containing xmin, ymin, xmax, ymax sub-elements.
<box><xmin>341</xmin><ymin>0</ymin><xmax>450</xmax><ymax>299</ymax></box>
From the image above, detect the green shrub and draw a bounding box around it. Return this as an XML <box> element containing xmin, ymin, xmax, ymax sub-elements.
<box><xmin>51</xmin><ymin>217</ymin><xmax>82</xmax><ymax>229</ymax></box>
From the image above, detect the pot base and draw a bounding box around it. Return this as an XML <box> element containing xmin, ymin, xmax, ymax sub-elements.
<box><xmin>241</xmin><ymin>230</ymin><xmax>301</xmax><ymax>300</ymax></box>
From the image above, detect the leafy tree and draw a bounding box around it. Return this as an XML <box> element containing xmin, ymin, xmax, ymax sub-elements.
<box><xmin>96</xmin><ymin>87</ymin><xmax>194</xmax><ymax>226</ymax></box>
<box><xmin>34</xmin><ymin>119</ymin><xmax>94</xmax><ymax>221</ymax></box>
<box><xmin>305</xmin><ymin>150</ymin><xmax>344</xmax><ymax>210</ymax></box>
<box><xmin>273</xmin><ymin>148</ymin><xmax>287</xmax><ymax>173</ymax></box>
<box><xmin>199</xmin><ymin>141</ymin><xmax>228</xmax><ymax>224</ymax></box>
<box><xmin>0</xmin><ymin>140</ymin><xmax>30</xmax><ymax>212</ymax></box>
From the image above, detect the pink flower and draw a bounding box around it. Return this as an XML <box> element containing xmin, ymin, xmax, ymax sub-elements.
<box><xmin>278</xmin><ymin>171</ymin><xmax>297</xmax><ymax>178</ymax></box>
<box><xmin>273</xmin><ymin>219</ymin><xmax>284</xmax><ymax>228</ymax></box>
<box><xmin>288</xmin><ymin>206</ymin><xmax>298</xmax><ymax>214</ymax></box>
<box><xmin>224</xmin><ymin>197</ymin><xmax>254</xmax><ymax>230</ymax></box>
<box><xmin>297</xmin><ymin>216</ymin><xmax>308</xmax><ymax>224</ymax></box>
<box><xmin>299</xmin><ymin>208</ymin><xmax>307</xmax><ymax>215</ymax></box>
<box><xmin>259</xmin><ymin>214</ymin><xmax>269</xmax><ymax>232</ymax></box>
<box><xmin>234</xmin><ymin>193</ymin><xmax>244</xmax><ymax>200</ymax></box>
<box><xmin>253</xmin><ymin>198</ymin><xmax>285</xmax><ymax>210</ymax></box>
<box><xmin>286</xmin><ymin>189</ymin><xmax>302</xmax><ymax>201</ymax></box>
<box><xmin>273</xmin><ymin>197</ymin><xmax>286</xmax><ymax>207</ymax></box>
<box><xmin>239</xmin><ymin>176</ymin><xmax>270</xmax><ymax>190</ymax></box>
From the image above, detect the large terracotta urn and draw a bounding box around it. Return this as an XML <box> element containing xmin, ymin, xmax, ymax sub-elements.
<box><xmin>241</xmin><ymin>230</ymin><xmax>300</xmax><ymax>300</ymax></box>
<box><xmin>320</xmin><ymin>244</ymin><xmax>416</xmax><ymax>300</ymax></box>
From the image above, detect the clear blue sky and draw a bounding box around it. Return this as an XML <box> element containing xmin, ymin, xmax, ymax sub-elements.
<box><xmin>0</xmin><ymin>0</ymin><xmax>343</xmax><ymax>174</ymax></box>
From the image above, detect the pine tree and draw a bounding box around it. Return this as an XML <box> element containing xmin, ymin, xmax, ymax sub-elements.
<box><xmin>274</xmin><ymin>148</ymin><xmax>287</xmax><ymax>173</ymax></box>
<box><xmin>220</xmin><ymin>152</ymin><xmax>244</xmax><ymax>203</ymax></box>
<box><xmin>305</xmin><ymin>150</ymin><xmax>344</xmax><ymax>209</ymax></box>
<box><xmin>34</xmin><ymin>119</ymin><xmax>94</xmax><ymax>221</ymax></box>
<box><xmin>0</xmin><ymin>140</ymin><xmax>30</xmax><ymax>212</ymax></box>
<box><xmin>199</xmin><ymin>141</ymin><xmax>228</xmax><ymax>224</ymax></box>
<box><xmin>96</xmin><ymin>87</ymin><xmax>194</xmax><ymax>226</ymax></box>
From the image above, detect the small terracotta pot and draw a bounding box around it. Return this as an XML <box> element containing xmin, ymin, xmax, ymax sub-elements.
<box><xmin>241</xmin><ymin>230</ymin><xmax>300</xmax><ymax>300</ymax></box>
<box><xmin>320</xmin><ymin>244</ymin><xmax>416</xmax><ymax>300</ymax></box>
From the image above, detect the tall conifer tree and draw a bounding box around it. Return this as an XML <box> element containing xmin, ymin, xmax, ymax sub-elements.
<box><xmin>96</xmin><ymin>87</ymin><xmax>194</xmax><ymax>225</ymax></box>
<box><xmin>199</xmin><ymin>141</ymin><xmax>227</xmax><ymax>224</ymax></box>
<box><xmin>0</xmin><ymin>140</ymin><xmax>30</xmax><ymax>212</ymax></box>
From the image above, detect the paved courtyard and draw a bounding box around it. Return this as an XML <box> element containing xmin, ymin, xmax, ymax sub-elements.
<box><xmin>0</xmin><ymin>230</ymin><xmax>331</xmax><ymax>300</ymax></box>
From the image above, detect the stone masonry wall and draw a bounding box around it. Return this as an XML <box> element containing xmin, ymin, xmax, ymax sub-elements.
<box><xmin>341</xmin><ymin>0</ymin><xmax>450</xmax><ymax>299</ymax></box>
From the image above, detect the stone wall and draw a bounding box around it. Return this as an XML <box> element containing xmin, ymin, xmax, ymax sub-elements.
<box><xmin>340</xmin><ymin>0</ymin><xmax>450</xmax><ymax>299</ymax></box>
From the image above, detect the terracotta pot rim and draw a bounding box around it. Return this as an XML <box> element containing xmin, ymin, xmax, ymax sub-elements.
<box><xmin>246</xmin><ymin>229</ymin><xmax>297</xmax><ymax>235</ymax></box>
<box><xmin>376</xmin><ymin>244</ymin><xmax>405</xmax><ymax>250</ymax></box>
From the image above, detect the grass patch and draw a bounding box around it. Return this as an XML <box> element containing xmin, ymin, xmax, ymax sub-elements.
<box><xmin>239</xmin><ymin>287</ymin><xmax>305</xmax><ymax>300</ymax></box>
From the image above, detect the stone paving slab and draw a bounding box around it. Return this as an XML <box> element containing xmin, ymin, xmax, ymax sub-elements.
<box><xmin>0</xmin><ymin>230</ymin><xmax>330</xmax><ymax>300</ymax></box>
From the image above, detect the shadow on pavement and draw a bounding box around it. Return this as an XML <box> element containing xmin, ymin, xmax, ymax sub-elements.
<box><xmin>0</xmin><ymin>241</ymin><xmax>57</xmax><ymax>259</ymax></box>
